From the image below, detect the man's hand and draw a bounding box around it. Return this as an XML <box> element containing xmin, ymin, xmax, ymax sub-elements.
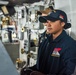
<box><xmin>20</xmin><ymin>67</ymin><xmax>33</xmax><ymax>75</ymax></box>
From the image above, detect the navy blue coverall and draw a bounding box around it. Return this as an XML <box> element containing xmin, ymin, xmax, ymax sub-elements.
<box><xmin>21</xmin><ymin>30</ymin><xmax>76</xmax><ymax>75</ymax></box>
<box><xmin>30</xmin><ymin>30</ymin><xmax>76</xmax><ymax>75</ymax></box>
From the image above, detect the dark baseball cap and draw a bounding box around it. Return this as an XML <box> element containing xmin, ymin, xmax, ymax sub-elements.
<box><xmin>39</xmin><ymin>10</ymin><xmax>67</xmax><ymax>23</ymax></box>
<box><xmin>39</xmin><ymin>10</ymin><xmax>71</xmax><ymax>29</ymax></box>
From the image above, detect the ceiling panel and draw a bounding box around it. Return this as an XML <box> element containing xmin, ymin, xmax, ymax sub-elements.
<box><xmin>0</xmin><ymin>0</ymin><xmax>41</xmax><ymax>6</ymax></box>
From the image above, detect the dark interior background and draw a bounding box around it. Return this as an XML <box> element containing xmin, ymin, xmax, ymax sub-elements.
<box><xmin>0</xmin><ymin>0</ymin><xmax>41</xmax><ymax>6</ymax></box>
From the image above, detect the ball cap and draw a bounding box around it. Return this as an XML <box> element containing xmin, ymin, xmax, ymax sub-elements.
<box><xmin>39</xmin><ymin>10</ymin><xmax>71</xmax><ymax>29</ymax></box>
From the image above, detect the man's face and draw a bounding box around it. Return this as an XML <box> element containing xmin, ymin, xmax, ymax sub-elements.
<box><xmin>45</xmin><ymin>20</ymin><xmax>65</xmax><ymax>34</ymax></box>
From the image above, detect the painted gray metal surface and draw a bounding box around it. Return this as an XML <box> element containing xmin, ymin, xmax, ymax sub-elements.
<box><xmin>0</xmin><ymin>40</ymin><xmax>19</xmax><ymax>75</ymax></box>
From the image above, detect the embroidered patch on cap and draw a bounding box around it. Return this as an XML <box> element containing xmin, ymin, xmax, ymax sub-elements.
<box><xmin>59</xmin><ymin>15</ymin><xmax>64</xmax><ymax>19</ymax></box>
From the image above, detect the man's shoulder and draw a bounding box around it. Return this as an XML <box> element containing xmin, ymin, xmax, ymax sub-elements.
<box><xmin>60</xmin><ymin>34</ymin><xmax>76</xmax><ymax>48</ymax></box>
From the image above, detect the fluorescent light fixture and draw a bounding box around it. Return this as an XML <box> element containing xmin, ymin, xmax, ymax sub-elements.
<box><xmin>1</xmin><ymin>6</ymin><xmax>9</xmax><ymax>15</ymax></box>
<box><xmin>0</xmin><ymin>1</ymin><xmax>9</xmax><ymax>5</ymax></box>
